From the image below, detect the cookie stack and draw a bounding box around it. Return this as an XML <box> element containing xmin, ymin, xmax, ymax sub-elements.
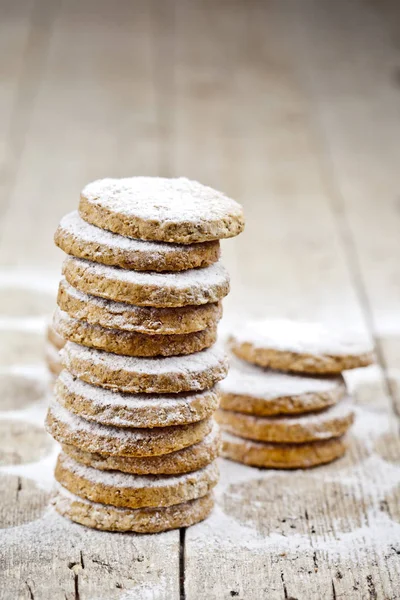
<box><xmin>217</xmin><ymin>319</ymin><xmax>374</xmax><ymax>469</ymax></box>
<box><xmin>45</xmin><ymin>176</ymin><xmax>244</xmax><ymax>532</ymax></box>
<box><xmin>45</xmin><ymin>324</ymin><xmax>64</xmax><ymax>378</ymax></box>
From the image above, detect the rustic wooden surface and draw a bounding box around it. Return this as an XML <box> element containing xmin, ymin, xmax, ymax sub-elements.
<box><xmin>0</xmin><ymin>0</ymin><xmax>399</xmax><ymax>598</ymax></box>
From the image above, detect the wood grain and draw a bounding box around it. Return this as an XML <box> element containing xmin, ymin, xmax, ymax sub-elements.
<box><xmin>0</xmin><ymin>0</ymin><xmax>399</xmax><ymax>598</ymax></box>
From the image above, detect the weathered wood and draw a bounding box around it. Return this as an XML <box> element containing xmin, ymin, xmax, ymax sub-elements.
<box><xmin>0</xmin><ymin>0</ymin><xmax>59</xmax><ymax>216</ymax></box>
<box><xmin>169</xmin><ymin>1</ymin><xmax>400</xmax><ymax>598</ymax></box>
<box><xmin>287</xmin><ymin>0</ymin><xmax>400</xmax><ymax>417</ymax></box>
<box><xmin>0</xmin><ymin>1</ymin><xmax>180</xmax><ymax>598</ymax></box>
<box><xmin>0</xmin><ymin>0</ymin><xmax>399</xmax><ymax>598</ymax></box>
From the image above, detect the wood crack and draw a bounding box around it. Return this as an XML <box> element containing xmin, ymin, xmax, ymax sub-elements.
<box><xmin>25</xmin><ymin>581</ymin><xmax>34</xmax><ymax>600</ymax></box>
<box><xmin>179</xmin><ymin>528</ymin><xmax>186</xmax><ymax>600</ymax></box>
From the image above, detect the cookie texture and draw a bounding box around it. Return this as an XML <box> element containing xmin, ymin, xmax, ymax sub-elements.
<box><xmin>61</xmin><ymin>423</ymin><xmax>221</xmax><ymax>475</ymax></box>
<box><xmin>61</xmin><ymin>342</ymin><xmax>228</xmax><ymax>394</ymax></box>
<box><xmin>58</xmin><ymin>279</ymin><xmax>222</xmax><ymax>335</ymax></box>
<box><xmin>55</xmin><ymin>453</ymin><xmax>219</xmax><ymax>509</ymax></box>
<box><xmin>230</xmin><ymin>318</ymin><xmax>375</xmax><ymax>374</ymax></box>
<box><xmin>220</xmin><ymin>356</ymin><xmax>346</xmax><ymax>416</ymax></box>
<box><xmin>55</xmin><ymin>369</ymin><xmax>220</xmax><ymax>428</ymax></box>
<box><xmin>63</xmin><ymin>256</ymin><xmax>230</xmax><ymax>308</ymax></box>
<box><xmin>79</xmin><ymin>176</ymin><xmax>245</xmax><ymax>244</ymax></box>
<box><xmin>55</xmin><ymin>210</ymin><xmax>221</xmax><ymax>271</ymax></box>
<box><xmin>221</xmin><ymin>431</ymin><xmax>347</xmax><ymax>468</ymax></box>
<box><xmin>216</xmin><ymin>398</ymin><xmax>354</xmax><ymax>443</ymax></box>
<box><xmin>54</xmin><ymin>308</ymin><xmax>217</xmax><ymax>357</ymax></box>
<box><xmin>53</xmin><ymin>484</ymin><xmax>214</xmax><ymax>532</ymax></box>
<box><xmin>46</xmin><ymin>401</ymin><xmax>213</xmax><ymax>457</ymax></box>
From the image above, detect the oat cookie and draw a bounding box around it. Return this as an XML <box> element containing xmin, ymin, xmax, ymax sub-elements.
<box><xmin>216</xmin><ymin>397</ymin><xmax>354</xmax><ymax>443</ymax></box>
<box><xmin>46</xmin><ymin>401</ymin><xmax>213</xmax><ymax>456</ymax></box>
<box><xmin>62</xmin><ymin>422</ymin><xmax>221</xmax><ymax>475</ymax></box>
<box><xmin>221</xmin><ymin>431</ymin><xmax>347</xmax><ymax>468</ymax></box>
<box><xmin>79</xmin><ymin>176</ymin><xmax>245</xmax><ymax>244</ymax></box>
<box><xmin>54</xmin><ymin>308</ymin><xmax>217</xmax><ymax>357</ymax></box>
<box><xmin>220</xmin><ymin>356</ymin><xmax>346</xmax><ymax>416</ymax></box>
<box><xmin>230</xmin><ymin>318</ymin><xmax>374</xmax><ymax>374</ymax></box>
<box><xmin>63</xmin><ymin>256</ymin><xmax>230</xmax><ymax>308</ymax></box>
<box><xmin>53</xmin><ymin>484</ymin><xmax>214</xmax><ymax>532</ymax></box>
<box><xmin>55</xmin><ymin>453</ymin><xmax>218</xmax><ymax>509</ymax></box>
<box><xmin>55</xmin><ymin>211</ymin><xmax>221</xmax><ymax>271</ymax></box>
<box><xmin>56</xmin><ymin>369</ymin><xmax>220</xmax><ymax>428</ymax></box>
<box><xmin>61</xmin><ymin>342</ymin><xmax>228</xmax><ymax>394</ymax></box>
<box><xmin>58</xmin><ymin>279</ymin><xmax>222</xmax><ymax>335</ymax></box>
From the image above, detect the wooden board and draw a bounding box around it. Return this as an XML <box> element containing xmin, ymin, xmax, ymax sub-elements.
<box><xmin>0</xmin><ymin>0</ymin><xmax>399</xmax><ymax>598</ymax></box>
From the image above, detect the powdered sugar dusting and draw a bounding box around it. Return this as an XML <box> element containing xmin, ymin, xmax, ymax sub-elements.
<box><xmin>58</xmin><ymin>452</ymin><xmax>218</xmax><ymax>489</ymax></box>
<box><xmin>64</xmin><ymin>256</ymin><xmax>229</xmax><ymax>292</ymax></box>
<box><xmin>48</xmin><ymin>400</ymin><xmax>212</xmax><ymax>440</ymax></box>
<box><xmin>62</xmin><ymin>342</ymin><xmax>228</xmax><ymax>376</ymax></box>
<box><xmin>58</xmin><ymin>211</ymin><xmax>205</xmax><ymax>254</ymax></box>
<box><xmin>231</xmin><ymin>318</ymin><xmax>374</xmax><ymax>357</ymax></box>
<box><xmin>221</xmin><ymin>355</ymin><xmax>345</xmax><ymax>399</ymax></box>
<box><xmin>81</xmin><ymin>177</ymin><xmax>243</xmax><ymax>224</ymax></box>
<box><xmin>57</xmin><ymin>369</ymin><xmax>217</xmax><ymax>411</ymax></box>
<box><xmin>220</xmin><ymin>396</ymin><xmax>354</xmax><ymax>427</ymax></box>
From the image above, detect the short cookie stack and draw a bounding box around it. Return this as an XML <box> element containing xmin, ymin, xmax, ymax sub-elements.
<box><xmin>217</xmin><ymin>319</ymin><xmax>374</xmax><ymax>469</ymax></box>
<box><xmin>45</xmin><ymin>176</ymin><xmax>244</xmax><ymax>532</ymax></box>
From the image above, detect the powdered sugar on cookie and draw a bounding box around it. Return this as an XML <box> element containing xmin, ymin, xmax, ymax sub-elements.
<box><xmin>57</xmin><ymin>452</ymin><xmax>218</xmax><ymax>490</ymax></box>
<box><xmin>231</xmin><ymin>318</ymin><xmax>374</xmax><ymax>357</ymax></box>
<box><xmin>221</xmin><ymin>356</ymin><xmax>345</xmax><ymax>400</ymax></box>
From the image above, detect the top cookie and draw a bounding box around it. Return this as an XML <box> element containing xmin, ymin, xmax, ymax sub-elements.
<box><xmin>230</xmin><ymin>318</ymin><xmax>375</xmax><ymax>374</ymax></box>
<box><xmin>55</xmin><ymin>211</ymin><xmax>221</xmax><ymax>271</ymax></box>
<box><xmin>79</xmin><ymin>177</ymin><xmax>245</xmax><ymax>244</ymax></box>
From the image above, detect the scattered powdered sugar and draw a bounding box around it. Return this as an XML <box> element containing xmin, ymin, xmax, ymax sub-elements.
<box><xmin>58</xmin><ymin>453</ymin><xmax>217</xmax><ymax>489</ymax></box>
<box><xmin>220</xmin><ymin>355</ymin><xmax>344</xmax><ymax>399</ymax></box>
<box><xmin>81</xmin><ymin>177</ymin><xmax>243</xmax><ymax>223</ymax></box>
<box><xmin>62</xmin><ymin>342</ymin><xmax>228</xmax><ymax>376</ymax></box>
<box><xmin>231</xmin><ymin>318</ymin><xmax>374</xmax><ymax>357</ymax></box>
<box><xmin>58</xmin><ymin>211</ymin><xmax>205</xmax><ymax>254</ymax></box>
<box><xmin>58</xmin><ymin>369</ymin><xmax>217</xmax><ymax>409</ymax></box>
<box><xmin>64</xmin><ymin>256</ymin><xmax>229</xmax><ymax>291</ymax></box>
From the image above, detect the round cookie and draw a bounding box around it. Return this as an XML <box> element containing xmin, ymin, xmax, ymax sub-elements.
<box><xmin>46</xmin><ymin>401</ymin><xmax>213</xmax><ymax>457</ymax></box>
<box><xmin>55</xmin><ymin>210</ymin><xmax>221</xmax><ymax>271</ymax></box>
<box><xmin>45</xmin><ymin>342</ymin><xmax>62</xmax><ymax>377</ymax></box>
<box><xmin>61</xmin><ymin>342</ymin><xmax>228</xmax><ymax>394</ymax></box>
<box><xmin>79</xmin><ymin>176</ymin><xmax>245</xmax><ymax>244</ymax></box>
<box><xmin>53</xmin><ymin>484</ymin><xmax>214</xmax><ymax>533</ymax></box>
<box><xmin>230</xmin><ymin>318</ymin><xmax>374</xmax><ymax>374</ymax></box>
<box><xmin>55</xmin><ymin>453</ymin><xmax>219</xmax><ymax>509</ymax></box>
<box><xmin>220</xmin><ymin>356</ymin><xmax>346</xmax><ymax>416</ymax></box>
<box><xmin>221</xmin><ymin>431</ymin><xmax>347</xmax><ymax>469</ymax></box>
<box><xmin>63</xmin><ymin>256</ymin><xmax>230</xmax><ymax>308</ymax></box>
<box><xmin>46</xmin><ymin>323</ymin><xmax>65</xmax><ymax>350</ymax></box>
<box><xmin>58</xmin><ymin>279</ymin><xmax>222</xmax><ymax>335</ymax></box>
<box><xmin>216</xmin><ymin>398</ymin><xmax>354</xmax><ymax>443</ymax></box>
<box><xmin>61</xmin><ymin>422</ymin><xmax>221</xmax><ymax>475</ymax></box>
<box><xmin>56</xmin><ymin>369</ymin><xmax>220</xmax><ymax>428</ymax></box>
<box><xmin>54</xmin><ymin>308</ymin><xmax>217</xmax><ymax>357</ymax></box>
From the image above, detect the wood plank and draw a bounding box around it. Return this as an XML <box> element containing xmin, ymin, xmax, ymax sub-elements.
<box><xmin>0</xmin><ymin>0</ymin><xmax>58</xmax><ymax>215</ymax></box>
<box><xmin>0</xmin><ymin>1</ymin><xmax>180</xmax><ymax>597</ymax></box>
<box><xmin>170</xmin><ymin>1</ymin><xmax>400</xmax><ymax>598</ymax></box>
<box><xmin>0</xmin><ymin>0</ymin><xmax>160</xmax><ymax>270</ymax></box>
<box><xmin>285</xmin><ymin>0</ymin><xmax>400</xmax><ymax>415</ymax></box>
